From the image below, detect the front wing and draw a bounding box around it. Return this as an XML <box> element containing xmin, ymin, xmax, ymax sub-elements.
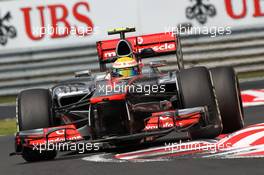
<box><xmin>11</xmin><ymin>107</ymin><xmax>209</xmax><ymax>155</ymax></box>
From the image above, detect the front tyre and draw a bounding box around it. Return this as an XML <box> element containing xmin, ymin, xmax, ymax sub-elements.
<box><xmin>17</xmin><ymin>89</ymin><xmax>57</xmax><ymax>162</ymax></box>
<box><xmin>22</xmin><ymin>147</ymin><xmax>57</xmax><ymax>162</ymax></box>
<box><xmin>178</xmin><ymin>67</ymin><xmax>222</xmax><ymax>139</ymax></box>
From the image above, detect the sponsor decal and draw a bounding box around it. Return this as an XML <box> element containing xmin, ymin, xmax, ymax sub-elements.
<box><xmin>1</xmin><ymin>0</ymin><xmax>264</xmax><ymax>50</ymax></box>
<box><xmin>104</xmin><ymin>43</ymin><xmax>175</xmax><ymax>58</ymax></box>
<box><xmin>103</xmin><ymin>43</ymin><xmax>175</xmax><ymax>59</ymax></box>
<box><xmin>0</xmin><ymin>11</ymin><xmax>17</xmax><ymax>46</ymax></box>
<box><xmin>186</xmin><ymin>0</ymin><xmax>216</xmax><ymax>24</ymax></box>
<box><xmin>21</xmin><ymin>1</ymin><xmax>94</xmax><ymax>40</ymax></box>
<box><xmin>225</xmin><ymin>0</ymin><xmax>264</xmax><ymax>19</ymax></box>
<box><xmin>144</xmin><ymin>116</ymin><xmax>174</xmax><ymax>130</ymax></box>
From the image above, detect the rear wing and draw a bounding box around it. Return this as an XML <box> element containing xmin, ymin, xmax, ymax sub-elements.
<box><xmin>96</xmin><ymin>32</ymin><xmax>183</xmax><ymax>72</ymax></box>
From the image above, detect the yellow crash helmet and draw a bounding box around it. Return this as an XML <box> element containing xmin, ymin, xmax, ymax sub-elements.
<box><xmin>112</xmin><ymin>57</ymin><xmax>139</xmax><ymax>77</ymax></box>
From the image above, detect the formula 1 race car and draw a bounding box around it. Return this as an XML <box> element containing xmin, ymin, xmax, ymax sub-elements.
<box><xmin>11</xmin><ymin>27</ymin><xmax>244</xmax><ymax>162</ymax></box>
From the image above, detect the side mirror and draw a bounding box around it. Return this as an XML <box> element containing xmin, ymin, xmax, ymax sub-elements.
<box><xmin>149</xmin><ymin>60</ymin><xmax>167</xmax><ymax>68</ymax></box>
<box><xmin>75</xmin><ymin>70</ymin><xmax>92</xmax><ymax>78</ymax></box>
<box><xmin>138</xmin><ymin>48</ymin><xmax>156</xmax><ymax>58</ymax></box>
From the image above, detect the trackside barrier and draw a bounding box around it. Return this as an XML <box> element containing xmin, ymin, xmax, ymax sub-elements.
<box><xmin>0</xmin><ymin>26</ymin><xmax>263</xmax><ymax>96</ymax></box>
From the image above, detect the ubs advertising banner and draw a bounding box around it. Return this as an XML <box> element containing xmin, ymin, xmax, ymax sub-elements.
<box><xmin>0</xmin><ymin>0</ymin><xmax>264</xmax><ymax>51</ymax></box>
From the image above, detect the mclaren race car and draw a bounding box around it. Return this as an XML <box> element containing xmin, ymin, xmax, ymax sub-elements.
<box><xmin>11</xmin><ymin>27</ymin><xmax>244</xmax><ymax>162</ymax></box>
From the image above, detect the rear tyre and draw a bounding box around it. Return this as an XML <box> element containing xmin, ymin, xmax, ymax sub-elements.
<box><xmin>210</xmin><ymin>67</ymin><xmax>244</xmax><ymax>133</ymax></box>
<box><xmin>178</xmin><ymin>67</ymin><xmax>222</xmax><ymax>139</ymax></box>
<box><xmin>17</xmin><ymin>89</ymin><xmax>57</xmax><ymax>162</ymax></box>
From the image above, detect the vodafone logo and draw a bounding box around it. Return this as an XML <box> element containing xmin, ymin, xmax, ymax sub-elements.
<box><xmin>159</xmin><ymin>116</ymin><xmax>170</xmax><ymax>121</ymax></box>
<box><xmin>137</xmin><ymin>37</ymin><xmax>144</xmax><ymax>44</ymax></box>
<box><xmin>162</xmin><ymin>122</ymin><xmax>174</xmax><ymax>128</ymax></box>
<box><xmin>145</xmin><ymin>125</ymin><xmax>158</xmax><ymax>130</ymax></box>
<box><xmin>55</xmin><ymin>130</ymin><xmax>65</xmax><ymax>135</ymax></box>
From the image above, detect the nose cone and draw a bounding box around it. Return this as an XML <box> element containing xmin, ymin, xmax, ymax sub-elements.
<box><xmin>116</xmin><ymin>40</ymin><xmax>133</xmax><ymax>57</ymax></box>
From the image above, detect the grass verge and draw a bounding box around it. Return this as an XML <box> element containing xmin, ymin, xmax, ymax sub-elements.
<box><xmin>0</xmin><ymin>119</ymin><xmax>16</xmax><ymax>136</ymax></box>
<box><xmin>238</xmin><ymin>71</ymin><xmax>264</xmax><ymax>80</ymax></box>
<box><xmin>0</xmin><ymin>96</ymin><xmax>16</xmax><ymax>104</ymax></box>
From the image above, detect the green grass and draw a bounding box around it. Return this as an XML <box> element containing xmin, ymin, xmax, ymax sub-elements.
<box><xmin>0</xmin><ymin>96</ymin><xmax>16</xmax><ymax>104</ymax></box>
<box><xmin>238</xmin><ymin>71</ymin><xmax>264</xmax><ymax>80</ymax></box>
<box><xmin>0</xmin><ymin>119</ymin><xmax>17</xmax><ymax>136</ymax></box>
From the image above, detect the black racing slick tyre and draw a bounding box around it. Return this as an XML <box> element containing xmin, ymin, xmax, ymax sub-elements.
<box><xmin>17</xmin><ymin>89</ymin><xmax>53</xmax><ymax>131</ymax></box>
<box><xmin>178</xmin><ymin>67</ymin><xmax>222</xmax><ymax>139</ymax></box>
<box><xmin>21</xmin><ymin>147</ymin><xmax>57</xmax><ymax>162</ymax></box>
<box><xmin>210</xmin><ymin>67</ymin><xmax>244</xmax><ymax>133</ymax></box>
<box><xmin>17</xmin><ymin>89</ymin><xmax>57</xmax><ymax>162</ymax></box>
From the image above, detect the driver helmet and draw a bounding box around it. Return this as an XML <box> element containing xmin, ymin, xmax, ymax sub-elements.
<box><xmin>112</xmin><ymin>57</ymin><xmax>139</xmax><ymax>77</ymax></box>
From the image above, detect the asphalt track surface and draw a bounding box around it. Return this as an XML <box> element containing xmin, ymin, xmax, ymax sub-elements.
<box><xmin>1</xmin><ymin>80</ymin><xmax>264</xmax><ymax>175</ymax></box>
